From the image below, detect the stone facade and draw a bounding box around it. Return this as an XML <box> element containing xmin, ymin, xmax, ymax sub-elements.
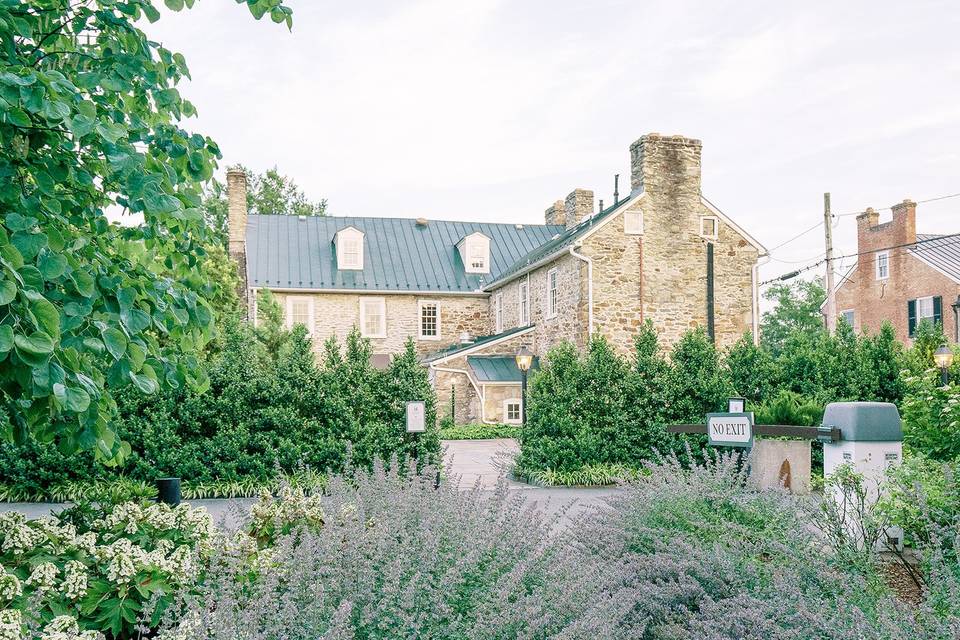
<box><xmin>833</xmin><ymin>200</ymin><xmax>960</xmax><ymax>344</ymax></box>
<box><xmin>227</xmin><ymin>168</ymin><xmax>249</xmax><ymax>312</ymax></box>
<box><xmin>264</xmin><ymin>291</ymin><xmax>489</xmax><ymax>357</ymax></box>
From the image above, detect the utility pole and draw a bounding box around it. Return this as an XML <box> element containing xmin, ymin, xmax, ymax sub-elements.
<box><xmin>823</xmin><ymin>192</ymin><xmax>837</xmax><ymax>334</ymax></box>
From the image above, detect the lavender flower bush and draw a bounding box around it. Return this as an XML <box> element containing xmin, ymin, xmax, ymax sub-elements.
<box><xmin>165</xmin><ymin>455</ymin><xmax>959</xmax><ymax>640</ymax></box>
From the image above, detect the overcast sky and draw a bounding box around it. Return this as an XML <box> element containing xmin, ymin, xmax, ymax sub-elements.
<box><xmin>145</xmin><ymin>0</ymin><xmax>959</xmax><ymax>285</ymax></box>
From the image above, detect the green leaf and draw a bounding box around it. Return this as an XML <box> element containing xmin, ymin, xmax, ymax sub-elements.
<box><xmin>18</xmin><ymin>265</ymin><xmax>43</xmax><ymax>291</ymax></box>
<box><xmin>103</xmin><ymin>328</ymin><xmax>128</xmax><ymax>361</ymax></box>
<box><xmin>38</xmin><ymin>252</ymin><xmax>67</xmax><ymax>280</ymax></box>
<box><xmin>129</xmin><ymin>371</ymin><xmax>158</xmax><ymax>394</ymax></box>
<box><xmin>54</xmin><ymin>383</ymin><xmax>91</xmax><ymax>413</ymax></box>
<box><xmin>14</xmin><ymin>331</ymin><xmax>54</xmax><ymax>355</ymax></box>
<box><xmin>4</xmin><ymin>213</ymin><xmax>37</xmax><ymax>232</ymax></box>
<box><xmin>28</xmin><ymin>293</ymin><xmax>61</xmax><ymax>340</ymax></box>
<box><xmin>71</xmin><ymin>270</ymin><xmax>95</xmax><ymax>297</ymax></box>
<box><xmin>0</xmin><ymin>325</ymin><xmax>12</xmax><ymax>353</ymax></box>
<box><xmin>0</xmin><ymin>279</ymin><xmax>15</xmax><ymax>306</ymax></box>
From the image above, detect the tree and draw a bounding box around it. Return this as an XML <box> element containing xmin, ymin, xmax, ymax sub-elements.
<box><xmin>203</xmin><ymin>165</ymin><xmax>327</xmax><ymax>246</ymax></box>
<box><xmin>0</xmin><ymin>0</ymin><xmax>292</xmax><ymax>461</ymax></box>
<box><xmin>760</xmin><ymin>279</ymin><xmax>826</xmax><ymax>356</ymax></box>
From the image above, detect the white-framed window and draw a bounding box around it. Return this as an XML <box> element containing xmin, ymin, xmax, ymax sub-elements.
<box><xmin>336</xmin><ymin>227</ymin><xmax>364</xmax><ymax>270</ymax></box>
<box><xmin>875</xmin><ymin>251</ymin><xmax>889</xmax><ymax>280</ymax></box>
<box><xmin>495</xmin><ymin>292</ymin><xmax>503</xmax><ymax>333</ymax></box>
<box><xmin>841</xmin><ymin>309</ymin><xmax>855</xmax><ymax>326</ymax></box>
<box><xmin>624</xmin><ymin>209</ymin><xmax>644</xmax><ymax>235</ymax></box>
<box><xmin>468</xmin><ymin>241</ymin><xmax>488</xmax><ymax>272</ymax></box>
<box><xmin>917</xmin><ymin>296</ymin><xmax>936</xmax><ymax>324</ymax></box>
<box><xmin>546</xmin><ymin>268</ymin><xmax>558</xmax><ymax>318</ymax></box>
<box><xmin>700</xmin><ymin>216</ymin><xmax>719</xmax><ymax>239</ymax></box>
<box><xmin>503</xmin><ymin>399</ymin><xmax>522</xmax><ymax>424</ymax></box>
<box><xmin>359</xmin><ymin>297</ymin><xmax>386</xmax><ymax>338</ymax></box>
<box><xmin>518</xmin><ymin>280</ymin><xmax>529</xmax><ymax>326</ymax></box>
<box><xmin>418</xmin><ymin>300</ymin><xmax>440</xmax><ymax>340</ymax></box>
<box><xmin>285</xmin><ymin>296</ymin><xmax>314</xmax><ymax>335</ymax></box>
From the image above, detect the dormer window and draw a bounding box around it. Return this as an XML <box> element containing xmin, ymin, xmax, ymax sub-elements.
<box><xmin>335</xmin><ymin>226</ymin><xmax>364</xmax><ymax>270</ymax></box>
<box><xmin>457</xmin><ymin>232</ymin><xmax>490</xmax><ymax>274</ymax></box>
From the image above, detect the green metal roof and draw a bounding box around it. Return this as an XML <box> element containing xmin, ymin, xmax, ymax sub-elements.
<box><xmin>467</xmin><ymin>356</ymin><xmax>540</xmax><ymax>383</ymax></box>
<box><xmin>246</xmin><ymin>215</ymin><xmax>564</xmax><ymax>292</ymax></box>
<box><xmin>422</xmin><ymin>325</ymin><xmax>533</xmax><ymax>363</ymax></box>
<box><xmin>484</xmin><ymin>195</ymin><xmax>635</xmax><ymax>288</ymax></box>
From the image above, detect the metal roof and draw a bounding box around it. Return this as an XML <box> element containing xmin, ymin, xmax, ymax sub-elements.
<box><xmin>246</xmin><ymin>215</ymin><xmax>564</xmax><ymax>292</ymax></box>
<box><xmin>422</xmin><ymin>325</ymin><xmax>534</xmax><ymax>363</ymax></box>
<box><xmin>467</xmin><ymin>356</ymin><xmax>540</xmax><ymax>383</ymax></box>
<box><xmin>911</xmin><ymin>233</ymin><xmax>960</xmax><ymax>283</ymax></box>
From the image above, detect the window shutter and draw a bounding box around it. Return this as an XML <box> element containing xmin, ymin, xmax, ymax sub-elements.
<box><xmin>933</xmin><ymin>296</ymin><xmax>943</xmax><ymax>326</ymax></box>
<box><xmin>907</xmin><ymin>299</ymin><xmax>917</xmax><ymax>337</ymax></box>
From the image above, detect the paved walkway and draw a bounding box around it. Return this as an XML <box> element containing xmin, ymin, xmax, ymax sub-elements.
<box><xmin>0</xmin><ymin>439</ymin><xmax>621</xmax><ymax>527</ymax></box>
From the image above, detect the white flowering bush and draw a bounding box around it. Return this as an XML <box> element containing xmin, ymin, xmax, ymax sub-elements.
<box><xmin>247</xmin><ymin>487</ymin><xmax>324</xmax><ymax>548</ymax></box>
<box><xmin>0</xmin><ymin>502</ymin><xmax>214</xmax><ymax>639</ymax></box>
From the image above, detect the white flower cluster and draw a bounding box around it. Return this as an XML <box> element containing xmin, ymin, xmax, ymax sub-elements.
<box><xmin>61</xmin><ymin>561</ymin><xmax>87</xmax><ymax>601</ymax></box>
<box><xmin>93</xmin><ymin>537</ymin><xmax>199</xmax><ymax>586</ymax></box>
<box><xmin>0</xmin><ymin>566</ymin><xmax>21</xmax><ymax>602</ymax></box>
<box><xmin>40</xmin><ymin>615</ymin><xmax>103</xmax><ymax>640</ymax></box>
<box><xmin>25</xmin><ymin>563</ymin><xmax>58</xmax><ymax>595</ymax></box>
<box><xmin>250</xmin><ymin>487</ymin><xmax>325</xmax><ymax>538</ymax></box>
<box><xmin>0</xmin><ymin>514</ymin><xmax>76</xmax><ymax>558</ymax></box>
<box><xmin>0</xmin><ymin>609</ymin><xmax>20</xmax><ymax>640</ymax></box>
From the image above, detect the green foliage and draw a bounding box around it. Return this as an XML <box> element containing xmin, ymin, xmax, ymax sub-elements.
<box><xmin>901</xmin><ymin>370</ymin><xmax>960</xmax><ymax>462</ymax></box>
<box><xmin>0</xmin><ymin>0</ymin><xmax>291</xmax><ymax>461</ymax></box>
<box><xmin>724</xmin><ymin>332</ymin><xmax>774</xmax><ymax>402</ymax></box>
<box><xmin>753</xmin><ymin>390</ymin><xmax>824</xmax><ymax>427</ymax></box>
<box><xmin>203</xmin><ymin>165</ymin><xmax>327</xmax><ymax>246</ymax></box>
<box><xmin>877</xmin><ymin>454</ymin><xmax>959</xmax><ymax>548</ymax></box>
<box><xmin>439</xmin><ymin>423</ymin><xmax>519</xmax><ymax>440</ymax></box>
<box><xmin>520</xmin><ymin>463</ymin><xmax>642</xmax><ymax>486</ymax></box>
<box><xmin>760</xmin><ymin>279</ymin><xmax>826</xmax><ymax>356</ymax></box>
<box><xmin>0</xmin><ymin>323</ymin><xmax>440</xmax><ymax>496</ymax></box>
<box><xmin>903</xmin><ymin>320</ymin><xmax>947</xmax><ymax>375</ymax></box>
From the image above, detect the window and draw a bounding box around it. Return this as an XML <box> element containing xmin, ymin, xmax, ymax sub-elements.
<box><xmin>518</xmin><ymin>280</ymin><xmax>529</xmax><ymax>326</ymax></box>
<box><xmin>908</xmin><ymin>296</ymin><xmax>942</xmax><ymax>337</ymax></box>
<box><xmin>359</xmin><ymin>297</ymin><xmax>386</xmax><ymax>338</ymax></box>
<box><xmin>418</xmin><ymin>300</ymin><xmax>440</xmax><ymax>340</ymax></box>
<box><xmin>503</xmin><ymin>399</ymin><xmax>522</xmax><ymax>424</ymax></box>
<box><xmin>495</xmin><ymin>292</ymin><xmax>503</xmax><ymax>333</ymax></box>
<box><xmin>624</xmin><ymin>209</ymin><xmax>644</xmax><ymax>235</ymax></box>
<box><xmin>875</xmin><ymin>251</ymin><xmax>889</xmax><ymax>280</ymax></box>
<box><xmin>700</xmin><ymin>216</ymin><xmax>719</xmax><ymax>239</ymax></box>
<box><xmin>841</xmin><ymin>309</ymin><xmax>855</xmax><ymax>326</ymax></box>
<box><xmin>460</xmin><ymin>233</ymin><xmax>491</xmax><ymax>274</ymax></box>
<box><xmin>336</xmin><ymin>227</ymin><xmax>364</xmax><ymax>270</ymax></box>
<box><xmin>546</xmin><ymin>268</ymin><xmax>558</xmax><ymax>318</ymax></box>
<box><xmin>285</xmin><ymin>296</ymin><xmax>314</xmax><ymax>335</ymax></box>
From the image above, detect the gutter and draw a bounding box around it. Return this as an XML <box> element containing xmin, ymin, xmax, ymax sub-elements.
<box><xmin>568</xmin><ymin>244</ymin><xmax>594</xmax><ymax>337</ymax></box>
<box><xmin>752</xmin><ymin>254</ymin><xmax>771</xmax><ymax>345</ymax></box>
<box><xmin>428</xmin><ymin>364</ymin><xmax>497</xmax><ymax>425</ymax></box>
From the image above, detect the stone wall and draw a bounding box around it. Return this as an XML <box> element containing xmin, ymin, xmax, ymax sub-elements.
<box><xmin>264</xmin><ymin>291</ymin><xmax>489</xmax><ymax>357</ymax></box>
<box><xmin>482</xmin><ymin>384</ymin><xmax>523</xmax><ymax>423</ymax></box>
<box><xmin>835</xmin><ymin>201</ymin><xmax>960</xmax><ymax>343</ymax></box>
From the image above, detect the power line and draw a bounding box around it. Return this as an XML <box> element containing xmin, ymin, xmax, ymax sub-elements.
<box><xmin>833</xmin><ymin>192</ymin><xmax>960</xmax><ymax>218</ymax></box>
<box><xmin>767</xmin><ymin>220</ymin><xmax>823</xmax><ymax>252</ymax></box>
<box><xmin>760</xmin><ymin>232</ymin><xmax>960</xmax><ymax>286</ymax></box>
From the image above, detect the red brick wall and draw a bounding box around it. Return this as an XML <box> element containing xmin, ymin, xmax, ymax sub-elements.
<box><xmin>833</xmin><ymin>200</ymin><xmax>960</xmax><ymax>344</ymax></box>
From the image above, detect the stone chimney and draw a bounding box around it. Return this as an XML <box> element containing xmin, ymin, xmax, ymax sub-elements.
<box><xmin>563</xmin><ymin>188</ymin><xmax>594</xmax><ymax>229</ymax></box>
<box><xmin>544</xmin><ymin>199</ymin><xmax>566</xmax><ymax>226</ymax></box>
<box><xmin>227</xmin><ymin>167</ymin><xmax>248</xmax><ymax>257</ymax></box>
<box><xmin>629</xmin><ymin>133</ymin><xmax>702</xmax><ymax>196</ymax></box>
<box><xmin>226</xmin><ymin>167</ymin><xmax>249</xmax><ymax>314</ymax></box>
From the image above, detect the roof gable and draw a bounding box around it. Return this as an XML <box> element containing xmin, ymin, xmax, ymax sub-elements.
<box><xmin>910</xmin><ymin>233</ymin><xmax>960</xmax><ymax>283</ymax></box>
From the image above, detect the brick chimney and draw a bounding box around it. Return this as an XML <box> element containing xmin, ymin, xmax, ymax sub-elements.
<box><xmin>227</xmin><ymin>167</ymin><xmax>248</xmax><ymax>256</ymax></box>
<box><xmin>226</xmin><ymin>167</ymin><xmax>249</xmax><ymax>314</ymax></box>
<box><xmin>890</xmin><ymin>199</ymin><xmax>917</xmax><ymax>246</ymax></box>
<box><xmin>544</xmin><ymin>199</ymin><xmax>566</xmax><ymax>226</ymax></box>
<box><xmin>629</xmin><ymin>133</ymin><xmax>702</xmax><ymax>197</ymax></box>
<box><xmin>563</xmin><ymin>188</ymin><xmax>593</xmax><ymax>229</ymax></box>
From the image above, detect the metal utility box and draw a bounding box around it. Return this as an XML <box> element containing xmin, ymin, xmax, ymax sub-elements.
<box><xmin>822</xmin><ymin>402</ymin><xmax>903</xmax><ymax>490</ymax></box>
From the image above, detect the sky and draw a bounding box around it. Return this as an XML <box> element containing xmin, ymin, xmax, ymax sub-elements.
<box><xmin>143</xmin><ymin>0</ymin><xmax>960</xmax><ymax>287</ymax></box>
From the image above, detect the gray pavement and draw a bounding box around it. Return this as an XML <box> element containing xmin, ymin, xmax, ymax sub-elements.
<box><xmin>0</xmin><ymin>439</ymin><xmax>621</xmax><ymax>527</ymax></box>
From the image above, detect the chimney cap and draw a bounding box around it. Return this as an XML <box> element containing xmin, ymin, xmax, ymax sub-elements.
<box><xmin>415</xmin><ymin>217</ymin><xmax>428</xmax><ymax>226</ymax></box>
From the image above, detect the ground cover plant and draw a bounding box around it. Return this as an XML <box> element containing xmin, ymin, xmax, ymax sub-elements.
<box><xmin>438</xmin><ymin>422</ymin><xmax>520</xmax><ymax>440</ymax></box>
<box><xmin>156</xmin><ymin>456</ymin><xmax>960</xmax><ymax>640</ymax></box>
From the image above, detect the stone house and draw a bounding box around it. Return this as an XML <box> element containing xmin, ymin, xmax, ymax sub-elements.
<box><xmin>831</xmin><ymin>200</ymin><xmax>960</xmax><ymax>344</ymax></box>
<box><xmin>228</xmin><ymin>134</ymin><xmax>768</xmax><ymax>424</ymax></box>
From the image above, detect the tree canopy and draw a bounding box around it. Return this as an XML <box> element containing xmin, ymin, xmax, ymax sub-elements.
<box><xmin>0</xmin><ymin>0</ymin><xmax>291</xmax><ymax>462</ymax></box>
<box><xmin>202</xmin><ymin>165</ymin><xmax>327</xmax><ymax>246</ymax></box>
<box><xmin>759</xmin><ymin>279</ymin><xmax>826</xmax><ymax>355</ymax></box>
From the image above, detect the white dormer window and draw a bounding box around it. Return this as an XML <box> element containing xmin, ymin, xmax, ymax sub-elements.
<box><xmin>457</xmin><ymin>232</ymin><xmax>490</xmax><ymax>274</ymax></box>
<box><xmin>335</xmin><ymin>226</ymin><xmax>364</xmax><ymax>270</ymax></box>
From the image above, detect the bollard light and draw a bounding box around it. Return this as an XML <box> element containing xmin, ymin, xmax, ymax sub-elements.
<box><xmin>515</xmin><ymin>346</ymin><xmax>534</xmax><ymax>425</ymax></box>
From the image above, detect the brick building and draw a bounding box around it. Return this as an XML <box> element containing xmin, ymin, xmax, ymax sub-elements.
<box><xmin>229</xmin><ymin>134</ymin><xmax>768</xmax><ymax>424</ymax></box>
<box><xmin>832</xmin><ymin>200</ymin><xmax>960</xmax><ymax>344</ymax></box>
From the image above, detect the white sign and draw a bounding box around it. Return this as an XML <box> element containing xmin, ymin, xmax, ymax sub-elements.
<box><xmin>706</xmin><ymin>412</ymin><xmax>753</xmax><ymax>448</ymax></box>
<box><xmin>727</xmin><ymin>397</ymin><xmax>745</xmax><ymax>413</ymax></box>
<box><xmin>406</xmin><ymin>401</ymin><xmax>426</xmax><ymax>433</ymax></box>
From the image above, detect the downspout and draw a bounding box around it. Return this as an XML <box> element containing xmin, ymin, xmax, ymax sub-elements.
<box><xmin>428</xmin><ymin>363</ymin><xmax>497</xmax><ymax>425</ymax></box>
<box><xmin>752</xmin><ymin>254</ymin><xmax>771</xmax><ymax>345</ymax></box>
<box><xmin>568</xmin><ymin>244</ymin><xmax>594</xmax><ymax>337</ymax></box>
